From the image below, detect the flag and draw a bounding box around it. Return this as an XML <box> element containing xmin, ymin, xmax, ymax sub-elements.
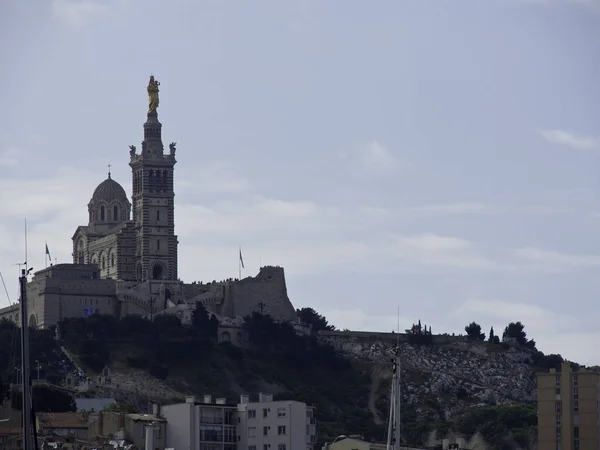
<box><xmin>239</xmin><ymin>248</ymin><xmax>245</xmax><ymax>269</ymax></box>
<box><xmin>45</xmin><ymin>243</ymin><xmax>51</xmax><ymax>259</ymax></box>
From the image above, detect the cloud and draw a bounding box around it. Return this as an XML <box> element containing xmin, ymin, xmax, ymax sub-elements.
<box><xmin>338</xmin><ymin>141</ymin><xmax>406</xmax><ymax>176</ymax></box>
<box><xmin>177</xmin><ymin>161</ymin><xmax>253</xmax><ymax>196</ymax></box>
<box><xmin>51</xmin><ymin>0</ymin><xmax>123</xmax><ymax>28</ymax></box>
<box><xmin>514</xmin><ymin>246</ymin><xmax>600</xmax><ymax>272</ymax></box>
<box><xmin>390</xmin><ymin>234</ymin><xmax>511</xmax><ymax>271</ymax></box>
<box><xmin>0</xmin><ymin>148</ymin><xmax>19</xmax><ymax>168</ymax></box>
<box><xmin>539</xmin><ymin>129</ymin><xmax>600</xmax><ymax>150</ymax></box>
<box><xmin>409</xmin><ymin>202</ymin><xmax>501</xmax><ymax>215</ymax></box>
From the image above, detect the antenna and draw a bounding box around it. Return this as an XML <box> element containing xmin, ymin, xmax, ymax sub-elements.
<box><xmin>24</xmin><ymin>219</ymin><xmax>28</xmax><ymax>270</ymax></box>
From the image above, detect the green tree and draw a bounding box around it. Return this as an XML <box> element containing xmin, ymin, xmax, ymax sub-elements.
<box><xmin>191</xmin><ymin>303</ymin><xmax>219</xmax><ymax>341</ymax></box>
<box><xmin>465</xmin><ymin>322</ymin><xmax>485</xmax><ymax>341</ymax></box>
<box><xmin>502</xmin><ymin>322</ymin><xmax>535</xmax><ymax>348</ymax></box>
<box><xmin>296</xmin><ymin>307</ymin><xmax>335</xmax><ymax>332</ymax></box>
<box><xmin>103</xmin><ymin>402</ymin><xmax>139</xmax><ymax>413</ymax></box>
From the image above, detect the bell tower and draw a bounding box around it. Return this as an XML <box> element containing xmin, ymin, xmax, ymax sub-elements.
<box><xmin>129</xmin><ymin>75</ymin><xmax>178</xmax><ymax>282</ymax></box>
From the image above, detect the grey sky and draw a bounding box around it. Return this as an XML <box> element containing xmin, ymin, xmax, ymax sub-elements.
<box><xmin>1</xmin><ymin>0</ymin><xmax>600</xmax><ymax>364</ymax></box>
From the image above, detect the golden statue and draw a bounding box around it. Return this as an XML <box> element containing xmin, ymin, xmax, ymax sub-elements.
<box><xmin>147</xmin><ymin>75</ymin><xmax>160</xmax><ymax>112</ymax></box>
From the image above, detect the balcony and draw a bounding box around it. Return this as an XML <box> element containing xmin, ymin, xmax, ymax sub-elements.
<box><xmin>199</xmin><ymin>417</ymin><xmax>224</xmax><ymax>425</ymax></box>
<box><xmin>199</xmin><ymin>432</ymin><xmax>237</xmax><ymax>443</ymax></box>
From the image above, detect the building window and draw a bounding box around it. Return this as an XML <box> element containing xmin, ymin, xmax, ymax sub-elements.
<box><xmin>114</xmin><ymin>205</ymin><xmax>119</xmax><ymax>221</ymax></box>
<box><xmin>156</xmin><ymin>210</ymin><xmax>160</xmax><ymax>221</ymax></box>
<box><xmin>263</xmin><ymin>408</ymin><xmax>268</xmax><ymax>418</ymax></box>
<box><xmin>100</xmin><ymin>205</ymin><xmax>105</xmax><ymax>221</ymax></box>
<box><xmin>555</xmin><ymin>401</ymin><xmax>561</xmax><ymax>413</ymax></box>
<box><xmin>573</xmin><ymin>388</ymin><xmax>579</xmax><ymax>399</ymax></box>
<box><xmin>575</xmin><ymin>441</ymin><xmax>580</xmax><ymax>450</ymax></box>
<box><xmin>248</xmin><ymin>410</ymin><xmax>256</xmax><ymax>419</ymax></box>
<box><xmin>277</xmin><ymin>426</ymin><xmax>286</xmax><ymax>436</ymax></box>
<box><xmin>277</xmin><ymin>408</ymin><xmax>286</xmax><ymax>417</ymax></box>
<box><xmin>556</xmin><ymin>442</ymin><xmax>561</xmax><ymax>450</ymax></box>
<box><xmin>102</xmin><ymin>257</ymin><xmax>106</xmax><ymax>269</ymax></box>
<box><xmin>556</xmin><ymin>388</ymin><xmax>560</xmax><ymax>395</ymax></box>
<box><xmin>573</xmin><ymin>374</ymin><xmax>579</xmax><ymax>385</ymax></box>
<box><xmin>263</xmin><ymin>426</ymin><xmax>268</xmax><ymax>436</ymax></box>
<box><xmin>248</xmin><ymin>427</ymin><xmax>256</xmax><ymax>438</ymax></box>
<box><xmin>263</xmin><ymin>446</ymin><xmax>268</xmax><ymax>450</ymax></box>
<box><xmin>556</xmin><ymin>415</ymin><xmax>561</xmax><ymax>425</ymax></box>
<box><xmin>556</xmin><ymin>375</ymin><xmax>561</xmax><ymax>386</ymax></box>
<box><xmin>111</xmin><ymin>255</ymin><xmax>115</xmax><ymax>267</ymax></box>
<box><xmin>556</xmin><ymin>427</ymin><xmax>561</xmax><ymax>438</ymax></box>
<box><xmin>574</xmin><ymin>427</ymin><xmax>579</xmax><ymax>439</ymax></box>
<box><xmin>574</xmin><ymin>400</ymin><xmax>579</xmax><ymax>412</ymax></box>
<box><xmin>278</xmin><ymin>445</ymin><xmax>286</xmax><ymax>450</ymax></box>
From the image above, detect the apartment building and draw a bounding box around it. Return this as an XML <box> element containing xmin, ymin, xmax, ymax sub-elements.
<box><xmin>537</xmin><ymin>362</ymin><xmax>600</xmax><ymax>450</ymax></box>
<box><xmin>237</xmin><ymin>393</ymin><xmax>317</xmax><ymax>450</ymax></box>
<box><xmin>161</xmin><ymin>395</ymin><xmax>238</xmax><ymax>450</ymax></box>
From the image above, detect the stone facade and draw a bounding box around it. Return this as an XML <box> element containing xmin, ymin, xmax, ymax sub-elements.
<box><xmin>129</xmin><ymin>109</ymin><xmax>178</xmax><ymax>283</ymax></box>
<box><xmin>0</xmin><ymin>78</ymin><xmax>298</xmax><ymax>330</ymax></box>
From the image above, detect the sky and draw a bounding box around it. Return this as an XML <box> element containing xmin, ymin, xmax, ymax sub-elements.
<box><xmin>1</xmin><ymin>0</ymin><xmax>600</xmax><ymax>364</ymax></box>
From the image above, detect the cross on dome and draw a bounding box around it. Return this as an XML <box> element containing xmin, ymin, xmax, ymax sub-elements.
<box><xmin>108</xmin><ymin>163</ymin><xmax>112</xmax><ymax>178</ymax></box>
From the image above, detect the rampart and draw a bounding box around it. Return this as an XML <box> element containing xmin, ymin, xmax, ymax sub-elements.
<box><xmin>184</xmin><ymin>266</ymin><xmax>297</xmax><ymax>322</ymax></box>
<box><xmin>318</xmin><ymin>330</ymin><xmax>468</xmax><ymax>345</ymax></box>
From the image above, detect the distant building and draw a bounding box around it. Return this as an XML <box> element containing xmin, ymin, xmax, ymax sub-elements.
<box><xmin>36</xmin><ymin>411</ymin><xmax>89</xmax><ymax>440</ymax></box>
<box><xmin>161</xmin><ymin>395</ymin><xmax>238</xmax><ymax>450</ymax></box>
<box><xmin>87</xmin><ymin>410</ymin><xmax>165</xmax><ymax>450</ymax></box>
<box><xmin>537</xmin><ymin>361</ymin><xmax>599</xmax><ymax>449</ymax></box>
<box><xmin>160</xmin><ymin>393</ymin><xmax>317</xmax><ymax>450</ymax></box>
<box><xmin>0</xmin><ymin>77</ymin><xmax>298</xmax><ymax>330</ymax></box>
<box><xmin>237</xmin><ymin>393</ymin><xmax>317</xmax><ymax>450</ymax></box>
<box><xmin>323</xmin><ymin>437</ymin><xmax>386</xmax><ymax>450</ymax></box>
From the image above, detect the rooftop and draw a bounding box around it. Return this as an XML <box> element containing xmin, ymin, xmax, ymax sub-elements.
<box><xmin>37</xmin><ymin>412</ymin><xmax>88</xmax><ymax>429</ymax></box>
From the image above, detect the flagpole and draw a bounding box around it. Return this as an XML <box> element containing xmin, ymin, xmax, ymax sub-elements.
<box><xmin>45</xmin><ymin>242</ymin><xmax>47</xmax><ymax>269</ymax></box>
<box><xmin>238</xmin><ymin>245</ymin><xmax>241</xmax><ymax>280</ymax></box>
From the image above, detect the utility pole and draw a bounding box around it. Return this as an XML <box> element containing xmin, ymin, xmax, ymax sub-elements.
<box><xmin>20</xmin><ymin>267</ymin><xmax>34</xmax><ymax>450</ymax></box>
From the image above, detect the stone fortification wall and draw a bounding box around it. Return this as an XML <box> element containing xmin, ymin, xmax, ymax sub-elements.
<box><xmin>318</xmin><ymin>330</ymin><xmax>468</xmax><ymax>345</ymax></box>
<box><xmin>225</xmin><ymin>266</ymin><xmax>296</xmax><ymax>321</ymax></box>
<box><xmin>0</xmin><ymin>304</ymin><xmax>18</xmax><ymax>324</ymax></box>
<box><xmin>183</xmin><ymin>266</ymin><xmax>297</xmax><ymax>322</ymax></box>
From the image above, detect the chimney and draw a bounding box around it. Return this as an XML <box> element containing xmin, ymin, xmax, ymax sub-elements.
<box><xmin>240</xmin><ymin>394</ymin><xmax>249</xmax><ymax>404</ymax></box>
<box><xmin>259</xmin><ymin>392</ymin><xmax>273</xmax><ymax>403</ymax></box>
<box><xmin>203</xmin><ymin>395</ymin><xmax>212</xmax><ymax>404</ymax></box>
<box><xmin>216</xmin><ymin>398</ymin><xmax>226</xmax><ymax>405</ymax></box>
<box><xmin>185</xmin><ymin>396</ymin><xmax>196</xmax><ymax>404</ymax></box>
<box><xmin>152</xmin><ymin>404</ymin><xmax>160</xmax><ymax>417</ymax></box>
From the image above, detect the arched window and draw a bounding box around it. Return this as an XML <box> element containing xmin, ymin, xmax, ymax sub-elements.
<box><xmin>100</xmin><ymin>205</ymin><xmax>105</xmax><ymax>221</ymax></box>
<box><xmin>102</xmin><ymin>257</ymin><xmax>106</xmax><ymax>269</ymax></box>
<box><xmin>156</xmin><ymin>210</ymin><xmax>160</xmax><ymax>221</ymax></box>
<box><xmin>113</xmin><ymin>205</ymin><xmax>119</xmax><ymax>221</ymax></box>
<box><xmin>111</xmin><ymin>255</ymin><xmax>115</xmax><ymax>267</ymax></box>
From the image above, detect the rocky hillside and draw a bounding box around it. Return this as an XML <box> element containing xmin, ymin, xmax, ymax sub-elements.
<box><xmin>322</xmin><ymin>333</ymin><xmax>537</xmax><ymax>421</ymax></box>
<box><xmin>3</xmin><ymin>309</ymin><xmax>560</xmax><ymax>449</ymax></box>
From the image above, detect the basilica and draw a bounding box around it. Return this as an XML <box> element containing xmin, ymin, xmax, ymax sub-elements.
<box><xmin>0</xmin><ymin>77</ymin><xmax>297</xmax><ymax>330</ymax></box>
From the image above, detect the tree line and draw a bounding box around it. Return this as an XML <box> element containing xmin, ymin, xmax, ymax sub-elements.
<box><xmin>464</xmin><ymin>321</ymin><xmax>536</xmax><ymax>349</ymax></box>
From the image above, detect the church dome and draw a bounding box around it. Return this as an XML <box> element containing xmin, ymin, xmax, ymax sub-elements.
<box><xmin>87</xmin><ymin>172</ymin><xmax>132</xmax><ymax>229</ymax></box>
<box><xmin>92</xmin><ymin>175</ymin><xmax>128</xmax><ymax>203</ymax></box>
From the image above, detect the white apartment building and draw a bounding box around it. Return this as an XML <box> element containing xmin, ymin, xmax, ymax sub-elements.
<box><xmin>161</xmin><ymin>395</ymin><xmax>238</xmax><ymax>450</ymax></box>
<box><xmin>237</xmin><ymin>393</ymin><xmax>317</xmax><ymax>450</ymax></box>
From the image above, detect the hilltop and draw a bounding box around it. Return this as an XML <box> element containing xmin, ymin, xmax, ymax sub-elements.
<box><xmin>0</xmin><ymin>308</ymin><xmax>568</xmax><ymax>449</ymax></box>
